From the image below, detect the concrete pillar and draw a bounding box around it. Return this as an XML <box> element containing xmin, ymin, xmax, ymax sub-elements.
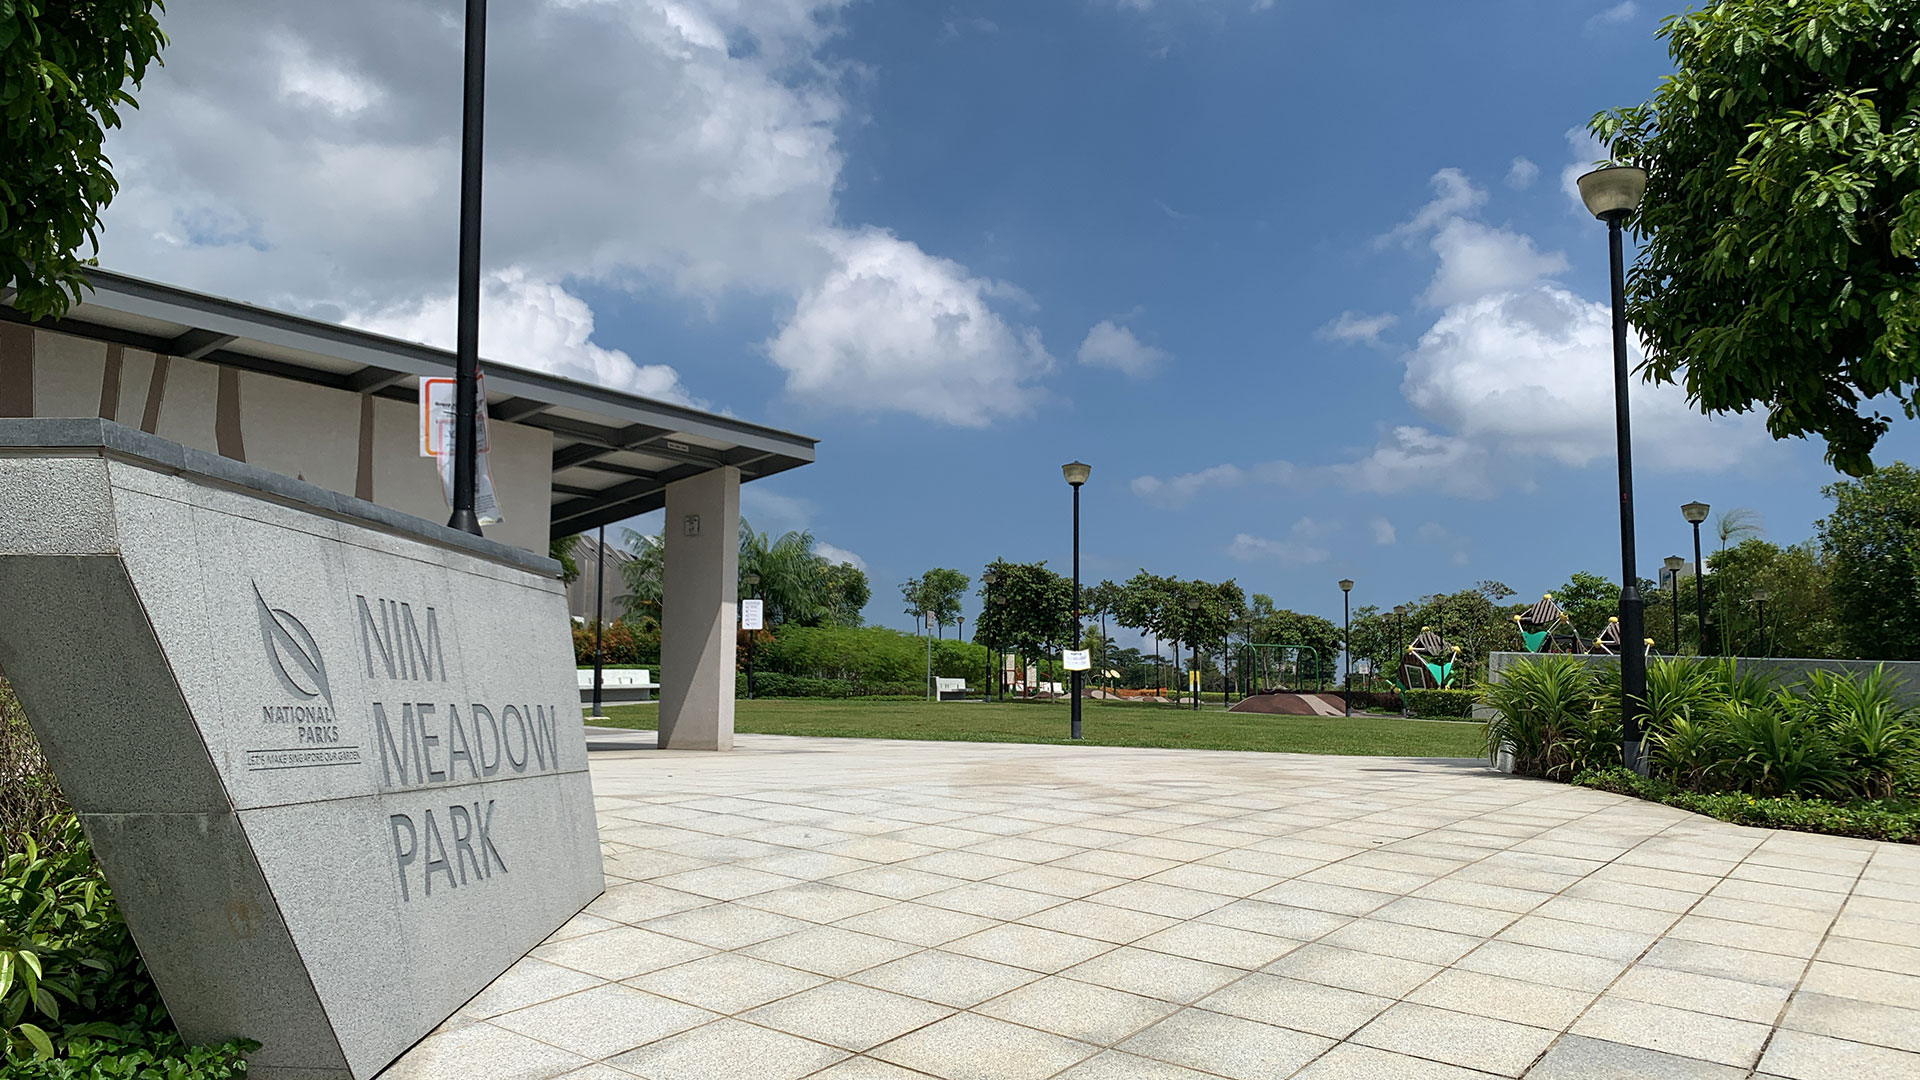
<box><xmin>659</xmin><ymin>466</ymin><xmax>739</xmax><ymax>750</ymax></box>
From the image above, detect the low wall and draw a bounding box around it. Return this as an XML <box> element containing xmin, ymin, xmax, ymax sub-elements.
<box><xmin>1481</xmin><ymin>651</ymin><xmax>1920</xmax><ymax>716</ymax></box>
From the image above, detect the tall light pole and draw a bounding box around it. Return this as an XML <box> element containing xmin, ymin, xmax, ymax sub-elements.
<box><xmin>1186</xmin><ymin>597</ymin><xmax>1202</xmax><ymax>712</ymax></box>
<box><xmin>1682</xmin><ymin>501</ymin><xmax>1711</xmax><ymax>655</ymax></box>
<box><xmin>1393</xmin><ymin>604</ymin><xmax>1409</xmax><ymax>716</ymax></box>
<box><xmin>448</xmin><ymin>0</ymin><xmax>488</xmax><ymax>535</ymax></box>
<box><xmin>1662</xmin><ymin>556</ymin><xmax>1685</xmax><ymax>655</ymax></box>
<box><xmin>993</xmin><ymin>593</ymin><xmax>1008</xmax><ymax>701</ymax></box>
<box><xmin>1063</xmin><ymin>461</ymin><xmax>1090</xmax><ymax>740</ymax></box>
<box><xmin>1753</xmin><ymin>589</ymin><xmax>1770</xmax><ymax>657</ymax></box>
<box><xmin>981</xmin><ymin>570</ymin><xmax>997</xmax><ymax>704</ymax></box>
<box><xmin>1579</xmin><ymin>163</ymin><xmax>1651</xmax><ymax>775</ymax></box>
<box><xmin>1339</xmin><ymin>579</ymin><xmax>1354</xmax><ymax>716</ymax></box>
<box><xmin>743</xmin><ymin>573</ymin><xmax>759</xmax><ymax>700</ymax></box>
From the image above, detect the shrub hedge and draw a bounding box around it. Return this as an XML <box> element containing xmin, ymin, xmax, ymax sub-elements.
<box><xmin>1403</xmin><ymin>688</ymin><xmax>1477</xmax><ymax>719</ymax></box>
<box><xmin>1576</xmin><ymin>767</ymin><xmax>1919</xmax><ymax>844</ymax></box>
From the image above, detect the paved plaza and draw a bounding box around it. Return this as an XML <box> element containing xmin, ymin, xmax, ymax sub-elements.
<box><xmin>386</xmin><ymin>734</ymin><xmax>1920</xmax><ymax>1079</ymax></box>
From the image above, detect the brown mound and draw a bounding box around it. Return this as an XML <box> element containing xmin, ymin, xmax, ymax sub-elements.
<box><xmin>1228</xmin><ymin>693</ymin><xmax>1321</xmax><ymax>716</ymax></box>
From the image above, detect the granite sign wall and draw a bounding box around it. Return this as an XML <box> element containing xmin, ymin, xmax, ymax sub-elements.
<box><xmin>0</xmin><ymin>420</ymin><xmax>603</xmax><ymax>1079</ymax></box>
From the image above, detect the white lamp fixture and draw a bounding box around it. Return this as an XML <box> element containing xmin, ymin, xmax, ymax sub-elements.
<box><xmin>1577</xmin><ymin>165</ymin><xmax>1649</xmax><ymax>221</ymax></box>
<box><xmin>1061</xmin><ymin>461</ymin><xmax>1091</xmax><ymax>487</ymax></box>
<box><xmin>1681</xmin><ymin>500</ymin><xmax>1711</xmax><ymax>525</ymax></box>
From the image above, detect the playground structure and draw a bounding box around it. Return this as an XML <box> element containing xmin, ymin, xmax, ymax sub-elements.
<box><xmin>1242</xmin><ymin>643</ymin><xmax>1325</xmax><ymax>694</ymax></box>
<box><xmin>1513</xmin><ymin>594</ymin><xmax>1583</xmax><ymax>654</ymax></box>
<box><xmin>1399</xmin><ymin>627</ymin><xmax>1462</xmax><ymax>689</ymax></box>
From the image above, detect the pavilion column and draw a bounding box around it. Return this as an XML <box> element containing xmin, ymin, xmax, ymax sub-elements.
<box><xmin>659</xmin><ymin>465</ymin><xmax>739</xmax><ymax>750</ymax></box>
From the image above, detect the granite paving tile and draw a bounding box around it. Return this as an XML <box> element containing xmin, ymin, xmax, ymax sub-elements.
<box><xmin>974</xmin><ymin>975</ymin><xmax>1180</xmax><ymax>1045</ymax></box>
<box><xmin>609</xmin><ymin>1018</ymin><xmax>849</xmax><ymax>1080</ymax></box>
<box><xmin>867</xmin><ymin>1012</ymin><xmax>1098</xmax><ymax>1080</ymax></box>
<box><xmin>1350</xmin><ymin>1002</ymin><xmax>1556</xmax><ymax>1077</ymax></box>
<box><xmin>623</xmin><ymin>952</ymin><xmax>828</xmax><ymax>1014</ymax></box>
<box><xmin>1117</xmin><ymin>1007</ymin><xmax>1332</xmax><ymax>1079</ymax></box>
<box><xmin>741</xmin><ymin>981</ymin><xmax>952</xmax><ymax>1051</ymax></box>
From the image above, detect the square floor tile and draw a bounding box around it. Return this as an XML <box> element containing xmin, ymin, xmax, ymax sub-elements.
<box><xmin>990</xmin><ymin>864</ymin><xmax>1129</xmax><ymax>899</ymax></box>
<box><xmin>1051</xmin><ymin>1050</ymin><xmax>1221</xmax><ymax>1078</ymax></box>
<box><xmin>1406</xmin><ymin>968</ymin><xmax>1594</xmax><ymax>1029</ymax></box>
<box><xmin>1132</xmin><ymin>920</ymin><xmax>1301</xmax><ymax>969</ymax></box>
<box><xmin>1571</xmin><ymin>995</ymin><xmax>1770</xmax><ymax>1068</ymax></box>
<box><xmin>918</xmin><ymin>881</ymin><xmax>1064</xmax><ymax>920</ymax></box>
<box><xmin>1291</xmin><ymin>1043</ymin><xmax>1509</xmax><ymax>1079</ymax></box>
<box><xmin>1780</xmin><ymin>991</ymin><xmax>1920</xmax><ymax>1053</ymax></box>
<box><xmin>1092</xmin><ymin>880</ymin><xmax>1236</xmax><ymax>920</ymax></box>
<box><xmin>943</xmin><ymin>922</ymin><xmax>1114</xmax><ymax>973</ymax></box>
<box><xmin>1263</xmin><ymin>943</ymin><xmax>1439</xmax><ymax>998</ymax></box>
<box><xmin>1020</xmin><ymin>900</ymin><xmax>1181</xmax><ymax>944</ymax></box>
<box><xmin>834</xmin><ymin>902</ymin><xmax>999</xmax><ymax>947</ymax></box>
<box><xmin>1526</xmin><ymin>1033</ymin><xmax>1748</xmax><ymax>1079</ymax></box>
<box><xmin>531</xmin><ymin>926</ymin><xmax>713</xmax><ymax>981</ymax></box>
<box><xmin>1253</xmin><ymin>880</ymin><xmax>1397</xmax><ymax>917</ymax></box>
<box><xmin>1320</xmin><ymin>918</ymin><xmax>1481</xmax><ymax>966</ymax></box>
<box><xmin>742</xmin><ymin>980</ymin><xmax>951</xmax><ymax>1051</ymax></box>
<box><xmin>851</xmin><ymin>949</ymin><xmax>1043</xmax><ymax>1008</ymax></box>
<box><xmin>1608</xmin><ymin>964</ymin><xmax>1791</xmax><ymax>1024</ymax></box>
<box><xmin>804</xmin><ymin>1057</ymin><xmax>947</xmax><ymax>1079</ymax></box>
<box><xmin>462</xmin><ymin>957</ymin><xmax>605</xmax><ymax>1019</ymax></box>
<box><xmin>1195</xmin><ymin>973</ymin><xmax>1393</xmax><ymax>1039</ymax></box>
<box><xmin>490</xmin><ymin>984</ymin><xmax>714</xmax><ymax>1059</ymax></box>
<box><xmin>586</xmin><ymin>881</ymin><xmax>716</xmax><ymax>925</ymax></box>
<box><xmin>650</xmin><ymin>865</ymin><xmax>805</xmax><ymax>901</ymax></box>
<box><xmin>380</xmin><ymin>1021</ymin><xmax>588</xmax><ymax>1080</ymax></box>
<box><xmin>610</xmin><ymin>1018</ymin><xmax>848</xmax><ymax>1080</ymax></box>
<box><xmin>1117</xmin><ymin>1008</ymin><xmax>1331</xmax><ymax>1080</ymax></box>
<box><xmin>1060</xmin><ymin>946</ymin><xmax>1246</xmax><ymax>1004</ymax></box>
<box><xmin>1454</xmin><ymin>940</ymin><xmax>1630</xmax><ymax>993</ymax></box>
<box><xmin>1199</xmin><ymin>898</ymin><xmax>1352</xmax><ymax>941</ymax></box>
<box><xmin>1352</xmin><ymin>1002</ymin><xmax>1557</xmax><ymax>1078</ymax></box>
<box><xmin>1758</xmin><ymin>1029</ymin><xmax>1920</xmax><ymax>1080</ymax></box>
<box><xmin>826</xmin><ymin>865</ymin><xmax>966</xmax><ymax>900</ymax></box>
<box><xmin>741</xmin><ymin>925</ymin><xmax>920</xmax><ymax>977</ymax></box>
<box><xmin>641</xmin><ymin>903</ymin><xmax>812</xmax><ymax>950</ymax></box>
<box><xmin>869</xmin><ymin>1011</ymin><xmax>1098</xmax><ymax>1080</ymax></box>
<box><xmin>624</xmin><ymin>952</ymin><xmax>827</xmax><ymax>1014</ymax></box>
<box><xmin>975</xmin><ymin>975</ymin><xmax>1179</xmax><ymax>1045</ymax></box>
<box><xmin>738</xmin><ymin>882</ymin><xmax>897</xmax><ymax>923</ymax></box>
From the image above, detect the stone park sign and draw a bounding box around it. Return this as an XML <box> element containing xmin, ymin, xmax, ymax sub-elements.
<box><xmin>0</xmin><ymin>420</ymin><xmax>603</xmax><ymax>1079</ymax></box>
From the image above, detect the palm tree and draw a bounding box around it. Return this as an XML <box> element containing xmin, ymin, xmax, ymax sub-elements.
<box><xmin>1712</xmin><ymin>507</ymin><xmax>1764</xmax><ymax>654</ymax></box>
<box><xmin>739</xmin><ymin>520</ymin><xmax>834</xmax><ymax>626</ymax></box>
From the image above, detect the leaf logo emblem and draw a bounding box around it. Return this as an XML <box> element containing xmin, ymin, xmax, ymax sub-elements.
<box><xmin>255</xmin><ymin>583</ymin><xmax>332</xmax><ymax>706</ymax></box>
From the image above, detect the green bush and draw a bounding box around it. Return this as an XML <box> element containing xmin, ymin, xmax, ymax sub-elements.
<box><xmin>735</xmin><ymin>673</ymin><xmax>929</xmax><ymax>699</ymax></box>
<box><xmin>1479</xmin><ymin>655</ymin><xmax>1604</xmax><ymax>778</ymax></box>
<box><xmin>755</xmin><ymin>626</ymin><xmax>990</xmax><ymax>685</ymax></box>
<box><xmin>1</xmin><ymin>676</ymin><xmax>69</xmax><ymax>849</ymax></box>
<box><xmin>1575</xmin><ymin>767</ymin><xmax>1918</xmax><ymax>844</ymax></box>
<box><xmin>571</xmin><ymin>619</ymin><xmax>660</xmax><ymax>666</ymax></box>
<box><xmin>1403</xmin><ymin>688</ymin><xmax>1477</xmax><ymax>719</ymax></box>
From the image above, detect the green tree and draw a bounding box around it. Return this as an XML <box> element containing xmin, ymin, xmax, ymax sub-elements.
<box><xmin>1592</xmin><ymin>0</ymin><xmax>1920</xmax><ymax>475</ymax></box>
<box><xmin>2</xmin><ymin>0</ymin><xmax>168</xmax><ymax>318</ymax></box>
<box><xmin>1820</xmin><ymin>461</ymin><xmax>1920</xmax><ymax>657</ymax></box>
<box><xmin>549</xmin><ymin>535</ymin><xmax>582</xmax><ymax>585</ymax></box>
<box><xmin>900</xmin><ymin>567</ymin><xmax>970</xmax><ymax>637</ymax></box>
<box><xmin>818</xmin><ymin>561</ymin><xmax>870</xmax><ymax>628</ymax></box>
<box><xmin>974</xmin><ymin>559</ymin><xmax>1072</xmax><ymax>676</ymax></box>
<box><xmin>618</xmin><ymin>517</ymin><xmax>854</xmax><ymax>628</ymax></box>
<box><xmin>1704</xmin><ymin>538</ymin><xmax>1844</xmax><ymax>658</ymax></box>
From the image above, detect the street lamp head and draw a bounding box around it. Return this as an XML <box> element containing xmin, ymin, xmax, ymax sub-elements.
<box><xmin>1663</xmin><ymin>555</ymin><xmax>1686</xmax><ymax>572</ymax></box>
<box><xmin>1187</xmin><ymin>598</ymin><xmax>1201</xmax><ymax>611</ymax></box>
<box><xmin>1338</xmin><ymin>579</ymin><xmax>1354</xmax><ymax>593</ymax></box>
<box><xmin>1577</xmin><ymin>165</ymin><xmax>1648</xmax><ymax>221</ymax></box>
<box><xmin>743</xmin><ymin>573</ymin><xmax>760</xmax><ymax>587</ymax></box>
<box><xmin>981</xmin><ymin>570</ymin><xmax>998</xmax><ymax>586</ymax></box>
<box><xmin>1061</xmin><ymin>461</ymin><xmax>1092</xmax><ymax>487</ymax></box>
<box><xmin>1752</xmin><ymin>588</ymin><xmax>1771</xmax><ymax>602</ymax></box>
<box><xmin>1681</xmin><ymin>500</ymin><xmax>1711</xmax><ymax>525</ymax></box>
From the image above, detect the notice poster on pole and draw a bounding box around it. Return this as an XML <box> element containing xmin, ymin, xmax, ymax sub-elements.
<box><xmin>741</xmin><ymin>599</ymin><xmax>764</xmax><ymax>631</ymax></box>
<box><xmin>1062</xmin><ymin>649</ymin><xmax>1090</xmax><ymax>671</ymax></box>
<box><xmin>421</xmin><ymin>376</ymin><xmax>503</xmax><ymax>525</ymax></box>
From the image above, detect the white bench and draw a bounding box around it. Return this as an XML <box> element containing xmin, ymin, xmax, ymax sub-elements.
<box><xmin>935</xmin><ymin>677</ymin><xmax>971</xmax><ymax>701</ymax></box>
<box><xmin>579</xmin><ymin>668</ymin><xmax>656</xmax><ymax>705</ymax></box>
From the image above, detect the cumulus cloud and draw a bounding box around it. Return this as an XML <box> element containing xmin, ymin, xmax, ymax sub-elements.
<box><xmin>1132</xmin><ymin>163</ymin><xmax>1770</xmax><ymax>506</ymax></box>
<box><xmin>765</xmin><ymin>228</ymin><xmax>1052</xmax><ymax>426</ymax></box>
<box><xmin>97</xmin><ymin>0</ymin><xmax>1048</xmax><ymax>425</ymax></box>
<box><xmin>1586</xmin><ymin>2</ymin><xmax>1638</xmax><ymax>31</ymax></box>
<box><xmin>1077</xmin><ymin>320</ymin><xmax>1169</xmax><ymax>378</ymax></box>
<box><xmin>1370</xmin><ymin>517</ymin><xmax>1397</xmax><ymax>545</ymax></box>
<box><xmin>1317</xmin><ymin>311</ymin><xmax>1398</xmax><ymax>347</ymax></box>
<box><xmin>1506</xmin><ymin>157</ymin><xmax>1539</xmax><ymax>190</ymax></box>
<box><xmin>1561</xmin><ymin>127</ymin><xmax>1610</xmax><ymax>215</ymax></box>
<box><xmin>1227</xmin><ymin>520</ymin><xmax>1333</xmax><ymax>565</ymax></box>
<box><xmin>814</xmin><ymin>541</ymin><xmax>867</xmax><ymax>571</ymax></box>
<box><xmin>356</xmin><ymin>269</ymin><xmax>695</xmax><ymax>403</ymax></box>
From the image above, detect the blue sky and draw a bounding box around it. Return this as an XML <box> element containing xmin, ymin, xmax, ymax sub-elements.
<box><xmin>98</xmin><ymin>0</ymin><xmax>1920</xmax><ymax>639</ymax></box>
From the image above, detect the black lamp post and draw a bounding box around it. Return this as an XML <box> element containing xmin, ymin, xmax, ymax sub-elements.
<box><xmin>448</xmin><ymin>0</ymin><xmax>488</xmax><ymax>536</ymax></box>
<box><xmin>1062</xmin><ymin>461</ymin><xmax>1090</xmax><ymax>740</ymax></box>
<box><xmin>1753</xmin><ymin>589</ymin><xmax>1770</xmax><ymax>657</ymax></box>
<box><xmin>1186</xmin><ymin>597</ymin><xmax>1202</xmax><ymax>711</ymax></box>
<box><xmin>993</xmin><ymin>593</ymin><xmax>1008</xmax><ymax>701</ymax></box>
<box><xmin>1662</xmin><ymin>555</ymin><xmax>1685</xmax><ymax>655</ymax></box>
<box><xmin>1682</xmin><ymin>501</ymin><xmax>1711</xmax><ymax>655</ymax></box>
<box><xmin>1393</xmin><ymin>604</ymin><xmax>1409</xmax><ymax>715</ymax></box>
<box><xmin>1578</xmin><ymin>163</ymin><xmax>1651</xmax><ymax>775</ymax></box>
<box><xmin>981</xmin><ymin>570</ymin><xmax>997</xmax><ymax>704</ymax></box>
<box><xmin>1339</xmin><ymin>579</ymin><xmax>1354</xmax><ymax>716</ymax></box>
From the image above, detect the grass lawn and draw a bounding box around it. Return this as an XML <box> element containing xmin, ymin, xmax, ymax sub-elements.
<box><xmin>594</xmin><ymin>697</ymin><xmax>1486</xmax><ymax>758</ymax></box>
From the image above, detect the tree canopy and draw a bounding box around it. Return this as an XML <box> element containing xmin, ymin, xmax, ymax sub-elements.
<box><xmin>2</xmin><ymin>0</ymin><xmax>167</xmax><ymax>318</ymax></box>
<box><xmin>1820</xmin><ymin>461</ymin><xmax>1920</xmax><ymax>656</ymax></box>
<box><xmin>616</xmin><ymin>517</ymin><xmax>867</xmax><ymax>628</ymax></box>
<box><xmin>899</xmin><ymin>568</ymin><xmax>970</xmax><ymax>636</ymax></box>
<box><xmin>1593</xmin><ymin>0</ymin><xmax>1920</xmax><ymax>475</ymax></box>
<box><xmin>974</xmin><ymin>559</ymin><xmax>1072</xmax><ymax>663</ymax></box>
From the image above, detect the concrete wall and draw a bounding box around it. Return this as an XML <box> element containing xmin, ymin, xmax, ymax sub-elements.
<box><xmin>658</xmin><ymin>467</ymin><xmax>739</xmax><ymax>750</ymax></box>
<box><xmin>2</xmin><ymin>325</ymin><xmax>553</xmax><ymax>552</ymax></box>
<box><xmin>1485</xmin><ymin>651</ymin><xmax>1920</xmax><ymax>704</ymax></box>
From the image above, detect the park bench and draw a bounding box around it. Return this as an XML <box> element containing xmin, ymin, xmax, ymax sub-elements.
<box><xmin>578</xmin><ymin>668</ymin><xmax>657</xmax><ymax>705</ymax></box>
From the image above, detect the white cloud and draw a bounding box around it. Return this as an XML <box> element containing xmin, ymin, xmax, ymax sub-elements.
<box><xmin>97</xmin><ymin>1</ymin><xmax>1050</xmax><ymax>426</ymax></box>
<box><xmin>1077</xmin><ymin>320</ymin><xmax>1169</xmax><ymax>378</ymax></box>
<box><xmin>1131</xmin><ymin>461</ymin><xmax>1298</xmax><ymax>508</ymax></box>
<box><xmin>1227</xmin><ymin>527</ymin><xmax>1331</xmax><ymax>566</ymax></box>
<box><xmin>1421</xmin><ymin>216</ymin><xmax>1569</xmax><ymax>308</ymax></box>
<box><xmin>1561</xmin><ymin>127</ymin><xmax>1610</xmax><ymax>215</ymax></box>
<box><xmin>1381</xmin><ymin>168</ymin><xmax>1486</xmax><ymax>247</ymax></box>
<box><xmin>814</xmin><ymin>541</ymin><xmax>867</xmax><ymax>571</ymax></box>
<box><xmin>1586</xmin><ymin>2</ymin><xmax>1637</xmax><ymax>31</ymax></box>
<box><xmin>1370</xmin><ymin>517</ymin><xmax>1397</xmax><ymax>545</ymax></box>
<box><xmin>1317</xmin><ymin>311</ymin><xmax>1398</xmax><ymax>347</ymax></box>
<box><xmin>1331</xmin><ymin>425</ymin><xmax>1496</xmax><ymax>498</ymax></box>
<box><xmin>1506</xmin><ymin>157</ymin><xmax>1539</xmax><ymax>190</ymax></box>
<box><xmin>355</xmin><ymin>269</ymin><xmax>695</xmax><ymax>403</ymax></box>
<box><xmin>765</xmin><ymin>228</ymin><xmax>1053</xmax><ymax>426</ymax></box>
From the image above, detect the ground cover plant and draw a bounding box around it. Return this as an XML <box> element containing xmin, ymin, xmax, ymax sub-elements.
<box><xmin>1</xmin><ymin>677</ymin><xmax>255</xmax><ymax>1073</ymax></box>
<box><xmin>1481</xmin><ymin>656</ymin><xmax>1920</xmax><ymax>842</ymax></box>
<box><xmin>595</xmin><ymin>696</ymin><xmax>1486</xmax><ymax>758</ymax></box>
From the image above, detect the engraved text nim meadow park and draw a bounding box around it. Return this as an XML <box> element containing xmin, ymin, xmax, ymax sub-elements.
<box><xmin>256</xmin><ymin>588</ymin><xmax>567</xmax><ymax>904</ymax></box>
